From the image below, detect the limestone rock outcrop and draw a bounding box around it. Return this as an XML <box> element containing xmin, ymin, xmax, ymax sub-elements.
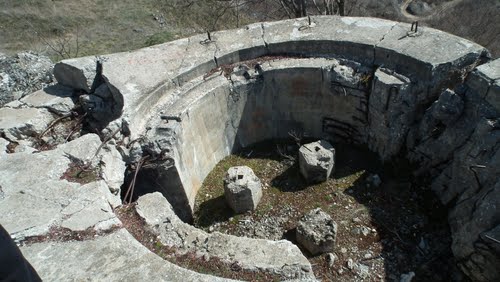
<box><xmin>224</xmin><ymin>166</ymin><xmax>262</xmax><ymax>213</ymax></box>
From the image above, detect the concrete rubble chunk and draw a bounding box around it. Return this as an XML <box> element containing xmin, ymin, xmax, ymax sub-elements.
<box><xmin>296</xmin><ymin>208</ymin><xmax>338</xmax><ymax>255</ymax></box>
<box><xmin>224</xmin><ymin>166</ymin><xmax>262</xmax><ymax>213</ymax></box>
<box><xmin>432</xmin><ymin>89</ymin><xmax>464</xmax><ymax>125</ymax></box>
<box><xmin>100</xmin><ymin>144</ymin><xmax>126</xmax><ymax>194</ymax></box>
<box><xmin>299</xmin><ymin>140</ymin><xmax>335</xmax><ymax>183</ymax></box>
<box><xmin>136</xmin><ymin>192</ymin><xmax>314</xmax><ymax>280</ymax></box>
<box><xmin>21</xmin><ymin>229</ymin><xmax>235</xmax><ymax>282</ymax></box>
<box><xmin>0</xmin><ymin>137</ymin><xmax>9</xmax><ymax>155</ymax></box>
<box><xmin>0</xmin><ymin>107</ymin><xmax>53</xmax><ymax>141</ymax></box>
<box><xmin>20</xmin><ymin>85</ymin><xmax>75</xmax><ymax>115</ymax></box>
<box><xmin>53</xmin><ymin>57</ymin><xmax>97</xmax><ymax>93</ymax></box>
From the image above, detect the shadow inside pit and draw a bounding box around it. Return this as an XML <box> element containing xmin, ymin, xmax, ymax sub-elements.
<box><xmin>195</xmin><ymin>195</ymin><xmax>233</xmax><ymax>228</ymax></box>
<box><xmin>346</xmin><ymin>163</ymin><xmax>462</xmax><ymax>281</ymax></box>
<box><xmin>194</xmin><ymin>139</ymin><xmax>462</xmax><ymax>280</ymax></box>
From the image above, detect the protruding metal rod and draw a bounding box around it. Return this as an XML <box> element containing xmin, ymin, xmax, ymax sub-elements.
<box><xmin>411</xmin><ymin>21</ymin><xmax>419</xmax><ymax>32</ymax></box>
<box><xmin>160</xmin><ymin>115</ymin><xmax>182</xmax><ymax>122</ymax></box>
<box><xmin>207</xmin><ymin>31</ymin><xmax>211</xmax><ymax>41</ymax></box>
<box><xmin>308</xmin><ymin>15</ymin><xmax>311</xmax><ymax>26</ymax></box>
<box><xmin>214</xmin><ymin>56</ymin><xmax>219</xmax><ymax>67</ymax></box>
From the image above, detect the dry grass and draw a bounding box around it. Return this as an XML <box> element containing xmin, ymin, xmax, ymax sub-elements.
<box><xmin>1</xmin><ymin>0</ymin><xmax>497</xmax><ymax>60</ymax></box>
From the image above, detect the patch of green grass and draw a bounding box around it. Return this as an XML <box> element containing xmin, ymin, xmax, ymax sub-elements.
<box><xmin>193</xmin><ymin>142</ymin><xmax>382</xmax><ymax>238</ymax></box>
<box><xmin>144</xmin><ymin>31</ymin><xmax>175</xmax><ymax>47</ymax></box>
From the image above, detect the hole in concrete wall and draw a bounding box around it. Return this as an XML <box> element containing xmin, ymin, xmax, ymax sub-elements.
<box><xmin>121</xmin><ymin>159</ymin><xmax>194</xmax><ymax>222</ymax></box>
<box><xmin>192</xmin><ymin>140</ymin><xmax>458</xmax><ymax>281</ymax></box>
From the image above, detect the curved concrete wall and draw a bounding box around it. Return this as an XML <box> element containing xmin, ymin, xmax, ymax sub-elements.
<box><xmin>54</xmin><ymin>16</ymin><xmax>499</xmax><ymax>281</ymax></box>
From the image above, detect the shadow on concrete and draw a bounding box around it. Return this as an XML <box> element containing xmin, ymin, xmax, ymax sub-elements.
<box><xmin>42</xmin><ymin>84</ymin><xmax>76</xmax><ymax>98</ymax></box>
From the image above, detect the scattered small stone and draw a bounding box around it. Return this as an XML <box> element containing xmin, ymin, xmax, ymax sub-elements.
<box><xmin>366</xmin><ymin>174</ymin><xmax>382</xmax><ymax>188</ymax></box>
<box><xmin>400</xmin><ymin>271</ymin><xmax>416</xmax><ymax>282</ymax></box>
<box><xmin>346</xmin><ymin>258</ymin><xmax>354</xmax><ymax>270</ymax></box>
<box><xmin>355</xmin><ymin>263</ymin><xmax>370</xmax><ymax>279</ymax></box>
<box><xmin>326</xmin><ymin>253</ymin><xmax>337</xmax><ymax>268</ymax></box>
<box><xmin>419</xmin><ymin>237</ymin><xmax>427</xmax><ymax>251</ymax></box>
<box><xmin>340</xmin><ymin>247</ymin><xmax>347</xmax><ymax>254</ymax></box>
<box><xmin>361</xmin><ymin>226</ymin><xmax>371</xmax><ymax>236</ymax></box>
<box><xmin>352</xmin><ymin>217</ymin><xmax>362</xmax><ymax>223</ymax></box>
<box><xmin>337</xmin><ymin>268</ymin><xmax>344</xmax><ymax>275</ymax></box>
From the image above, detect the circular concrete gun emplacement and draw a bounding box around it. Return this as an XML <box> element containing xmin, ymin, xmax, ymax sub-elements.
<box><xmin>1</xmin><ymin>16</ymin><xmax>499</xmax><ymax>282</ymax></box>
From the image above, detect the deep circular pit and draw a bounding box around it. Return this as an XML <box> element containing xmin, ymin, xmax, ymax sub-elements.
<box><xmin>192</xmin><ymin>141</ymin><xmax>457</xmax><ymax>281</ymax></box>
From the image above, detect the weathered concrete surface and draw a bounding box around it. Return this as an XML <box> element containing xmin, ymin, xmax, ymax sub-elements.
<box><xmin>296</xmin><ymin>208</ymin><xmax>338</xmax><ymax>255</ymax></box>
<box><xmin>136</xmin><ymin>193</ymin><xmax>314</xmax><ymax>280</ymax></box>
<box><xmin>19</xmin><ymin>85</ymin><xmax>75</xmax><ymax>115</ymax></box>
<box><xmin>2</xmin><ymin>16</ymin><xmax>498</xmax><ymax>281</ymax></box>
<box><xmin>21</xmin><ymin>229</ymin><xmax>236</xmax><ymax>282</ymax></box>
<box><xmin>368</xmin><ymin>67</ymin><xmax>412</xmax><ymax>160</ymax></box>
<box><xmin>0</xmin><ymin>134</ymin><xmax>121</xmax><ymax>239</ymax></box>
<box><xmin>0</xmin><ymin>107</ymin><xmax>53</xmax><ymax>141</ymax></box>
<box><xmin>224</xmin><ymin>166</ymin><xmax>263</xmax><ymax>213</ymax></box>
<box><xmin>53</xmin><ymin>16</ymin><xmax>486</xmax><ymax>140</ymax></box>
<box><xmin>100</xmin><ymin>144</ymin><xmax>126</xmax><ymax>194</ymax></box>
<box><xmin>466</xmin><ymin>58</ymin><xmax>500</xmax><ymax>112</ymax></box>
<box><xmin>298</xmin><ymin>140</ymin><xmax>336</xmax><ymax>183</ymax></box>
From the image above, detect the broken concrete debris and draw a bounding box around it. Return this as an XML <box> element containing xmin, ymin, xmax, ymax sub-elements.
<box><xmin>296</xmin><ymin>208</ymin><xmax>338</xmax><ymax>255</ymax></box>
<box><xmin>224</xmin><ymin>166</ymin><xmax>263</xmax><ymax>213</ymax></box>
<box><xmin>298</xmin><ymin>140</ymin><xmax>335</xmax><ymax>183</ymax></box>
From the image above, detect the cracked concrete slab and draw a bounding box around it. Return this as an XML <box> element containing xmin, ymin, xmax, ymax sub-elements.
<box><xmin>0</xmin><ymin>134</ymin><xmax>121</xmax><ymax>238</ymax></box>
<box><xmin>20</xmin><ymin>85</ymin><xmax>75</xmax><ymax>115</ymax></box>
<box><xmin>136</xmin><ymin>192</ymin><xmax>314</xmax><ymax>280</ymax></box>
<box><xmin>0</xmin><ymin>107</ymin><xmax>53</xmax><ymax>141</ymax></box>
<box><xmin>21</xmin><ymin>229</ymin><xmax>237</xmax><ymax>282</ymax></box>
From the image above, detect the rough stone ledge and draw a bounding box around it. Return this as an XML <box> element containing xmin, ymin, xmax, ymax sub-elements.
<box><xmin>20</xmin><ymin>228</ymin><xmax>236</xmax><ymax>282</ymax></box>
<box><xmin>52</xmin><ymin>16</ymin><xmax>487</xmax><ymax>139</ymax></box>
<box><xmin>136</xmin><ymin>192</ymin><xmax>314</xmax><ymax>280</ymax></box>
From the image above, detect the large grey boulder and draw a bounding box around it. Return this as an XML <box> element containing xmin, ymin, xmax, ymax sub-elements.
<box><xmin>0</xmin><ymin>52</ymin><xmax>54</xmax><ymax>107</ymax></box>
<box><xmin>296</xmin><ymin>208</ymin><xmax>338</xmax><ymax>255</ymax></box>
<box><xmin>298</xmin><ymin>140</ymin><xmax>335</xmax><ymax>183</ymax></box>
<box><xmin>224</xmin><ymin>166</ymin><xmax>262</xmax><ymax>213</ymax></box>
